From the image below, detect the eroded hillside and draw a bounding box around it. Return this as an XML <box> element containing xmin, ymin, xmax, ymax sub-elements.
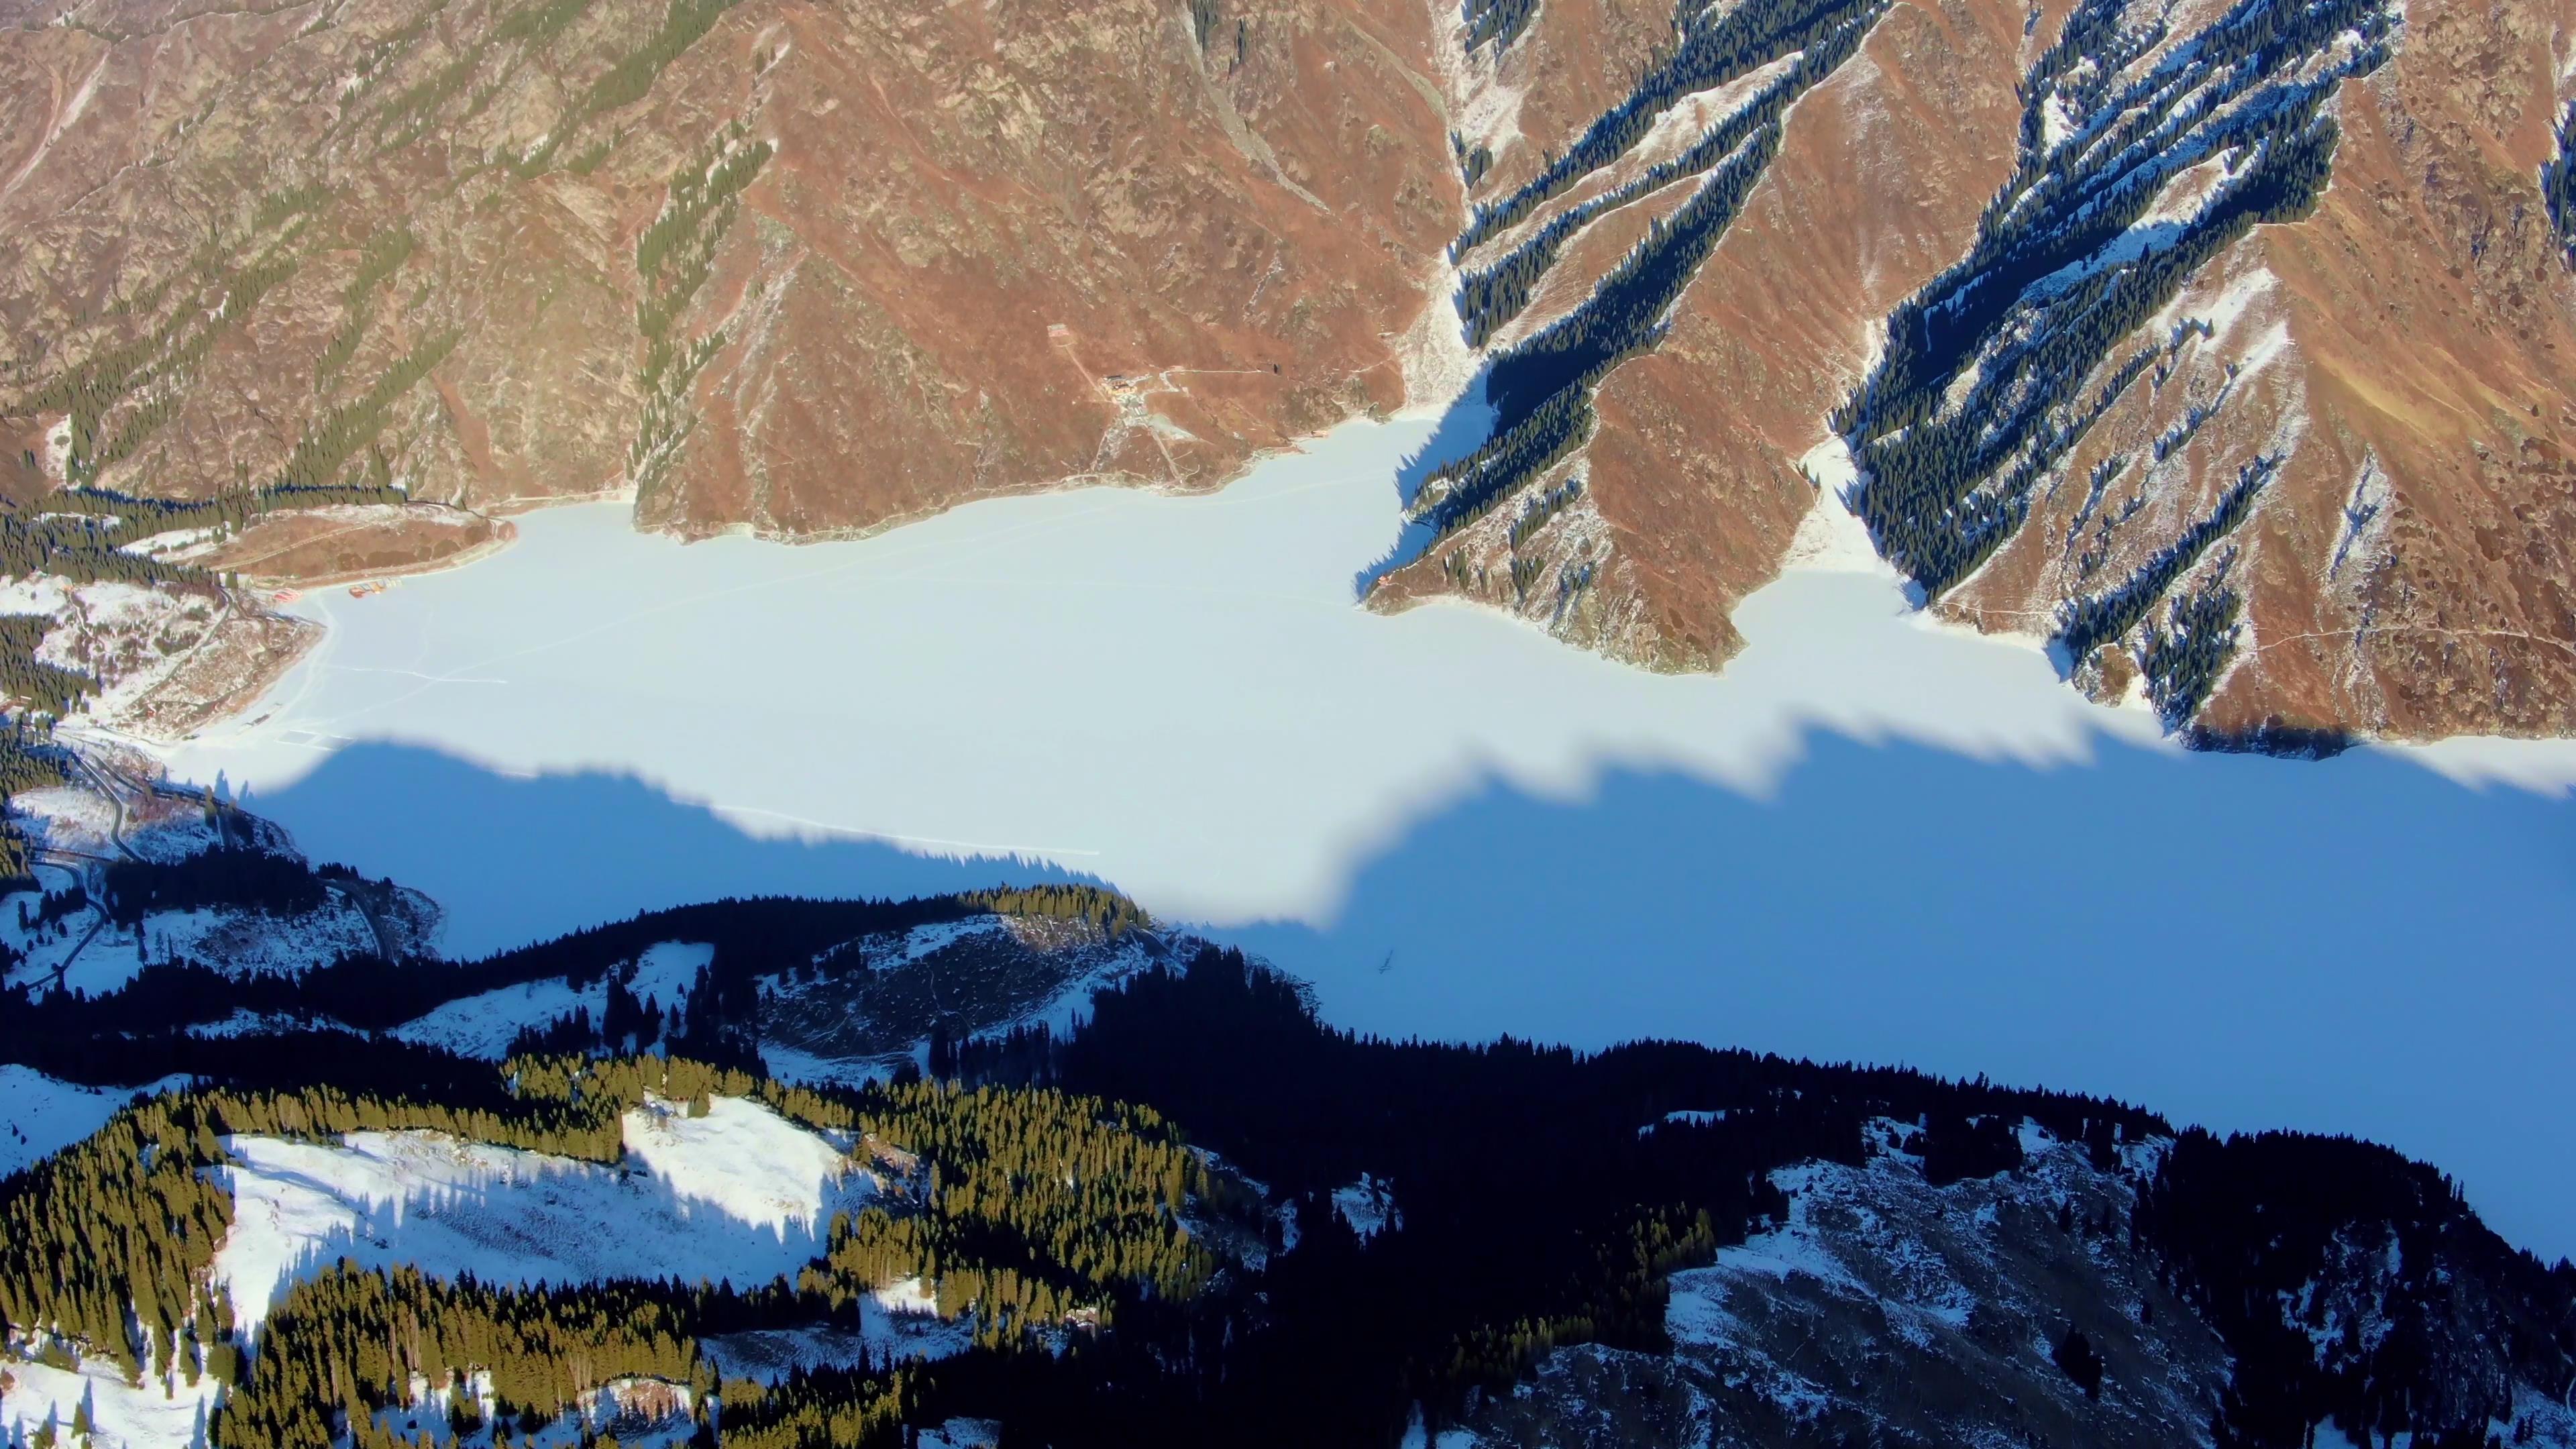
<box><xmin>0</xmin><ymin>0</ymin><xmax>1456</xmax><ymax>543</ymax></box>
<box><xmin>0</xmin><ymin>0</ymin><xmax>2570</xmax><ymax>751</ymax></box>
<box><xmin>1375</xmin><ymin>0</ymin><xmax>2576</xmax><ymax>746</ymax></box>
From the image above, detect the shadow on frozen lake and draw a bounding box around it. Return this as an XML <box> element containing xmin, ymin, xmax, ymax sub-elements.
<box><xmin>136</xmin><ymin>409</ymin><xmax>2576</xmax><ymax>1258</ymax></box>
<box><xmin>250</xmin><ymin>724</ymin><xmax>2576</xmax><ymax>1261</ymax></box>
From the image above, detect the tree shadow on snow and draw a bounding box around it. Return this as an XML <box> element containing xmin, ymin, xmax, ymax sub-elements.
<box><xmin>1348</xmin><ymin>368</ymin><xmax>1497</xmax><ymax>600</ymax></box>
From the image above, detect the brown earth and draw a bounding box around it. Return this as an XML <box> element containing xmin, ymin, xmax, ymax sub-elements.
<box><xmin>1940</xmin><ymin>0</ymin><xmax>2576</xmax><ymax>742</ymax></box>
<box><xmin>180</xmin><ymin>503</ymin><xmax>513</xmax><ymax>586</ymax></box>
<box><xmin>0</xmin><ymin>0</ymin><xmax>2570</xmax><ymax>745</ymax></box>
<box><xmin>0</xmin><ymin>0</ymin><xmax>1456</xmax><ymax>541</ymax></box>
<box><xmin>1375</xmin><ymin>0</ymin><xmax>2053</xmax><ymax>669</ymax></box>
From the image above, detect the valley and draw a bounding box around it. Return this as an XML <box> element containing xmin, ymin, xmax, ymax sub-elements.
<box><xmin>0</xmin><ymin>0</ymin><xmax>2573</xmax><ymax>1437</ymax></box>
<box><xmin>0</xmin><ymin>413</ymin><xmax>2554</xmax><ymax>1265</ymax></box>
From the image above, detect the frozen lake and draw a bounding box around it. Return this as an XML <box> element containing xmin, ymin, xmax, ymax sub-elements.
<box><xmin>148</xmin><ymin>415</ymin><xmax>2576</xmax><ymax>1257</ymax></box>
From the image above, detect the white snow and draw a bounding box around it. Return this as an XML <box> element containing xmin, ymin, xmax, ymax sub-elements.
<box><xmin>2196</xmin><ymin>262</ymin><xmax>2279</xmax><ymax>344</ymax></box>
<box><xmin>0</xmin><ymin>1352</ymin><xmax>222</xmax><ymax>1449</ymax></box>
<box><xmin>386</xmin><ymin>943</ymin><xmax>708</xmax><ymax>1057</ymax></box>
<box><xmin>388</xmin><ymin>975</ymin><xmax>604</xmax><ymax>1058</ymax></box>
<box><xmin>213</xmin><ymin>1095</ymin><xmax>864</xmax><ymax>1331</ymax></box>
<box><xmin>1332</xmin><ymin>1173</ymin><xmax>1401</xmax><ymax>1238</ymax></box>
<box><xmin>150</xmin><ymin>417</ymin><xmax>2186</xmax><ymax>932</ymax></box>
<box><xmin>2233</xmin><ymin>319</ymin><xmax>2296</xmax><ymax>380</ymax></box>
<box><xmin>629</xmin><ymin>940</ymin><xmax>710</xmax><ymax>1008</ymax></box>
<box><xmin>0</xmin><ymin>1067</ymin><xmax>186</xmax><ymax>1177</ymax></box>
<box><xmin>872</xmin><ymin>1275</ymin><xmax>938</xmax><ymax>1317</ymax></box>
<box><xmin>131</xmin><ymin>413</ymin><xmax>2576</xmax><ymax>1263</ymax></box>
<box><xmin>621</xmin><ymin>1093</ymin><xmax>853</xmax><ymax>1238</ymax></box>
<box><xmin>1781</xmin><ymin>439</ymin><xmax>1887</xmax><ymax>574</ymax></box>
<box><xmin>146</xmin><ymin>900</ymin><xmax>378</xmax><ymax>979</ymax></box>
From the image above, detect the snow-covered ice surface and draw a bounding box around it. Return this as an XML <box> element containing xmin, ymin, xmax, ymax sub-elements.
<box><xmin>141</xmin><ymin>415</ymin><xmax>2576</xmax><ymax>1259</ymax></box>
<box><xmin>0</xmin><ymin>1066</ymin><xmax>184</xmax><ymax>1177</ymax></box>
<box><xmin>213</xmin><ymin>1095</ymin><xmax>863</xmax><ymax>1330</ymax></box>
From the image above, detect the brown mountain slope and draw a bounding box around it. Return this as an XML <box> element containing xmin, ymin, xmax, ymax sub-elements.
<box><xmin>1372</xmin><ymin>0</ymin><xmax>2051</xmax><ymax>669</ymax></box>
<box><xmin>1938</xmin><ymin>0</ymin><xmax>2576</xmax><ymax>743</ymax></box>
<box><xmin>0</xmin><ymin>0</ymin><xmax>1454</xmax><ymax>545</ymax></box>
<box><xmin>0</xmin><ymin>0</ymin><xmax>2571</xmax><ymax>750</ymax></box>
<box><xmin>1377</xmin><ymin>0</ymin><xmax>2576</xmax><ymax>746</ymax></box>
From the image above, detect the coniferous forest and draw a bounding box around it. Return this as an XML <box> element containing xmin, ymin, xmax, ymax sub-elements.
<box><xmin>3</xmin><ymin>888</ymin><xmax>2569</xmax><ymax>1449</ymax></box>
<box><xmin>1833</xmin><ymin>0</ymin><xmax>2397</xmax><ymax>707</ymax></box>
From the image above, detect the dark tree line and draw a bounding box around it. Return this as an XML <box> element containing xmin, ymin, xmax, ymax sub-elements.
<box><xmin>2055</xmin><ymin>452</ymin><xmax>2275</xmax><ymax>667</ymax></box>
<box><xmin>2138</xmin><ymin>568</ymin><xmax>2245</xmax><ymax>729</ymax></box>
<box><xmin>0</xmin><ymin>1041</ymin><xmax>1245</xmax><ymax>1449</ymax></box>
<box><xmin>0</xmin><ymin>882</ymin><xmax>1152</xmax><ymax>1076</ymax></box>
<box><xmin>2540</xmin><ymin>100</ymin><xmax>2576</xmax><ymax>267</ymax></box>
<box><xmin>922</xmin><ymin>944</ymin><xmax>2169</xmax><ymax>1442</ymax></box>
<box><xmin>1452</xmin><ymin>0</ymin><xmax>1878</xmax><ymax>257</ymax></box>
<box><xmin>1417</xmin><ymin>4</ymin><xmax>1885</xmax><ymax>549</ymax></box>
<box><xmin>99</xmin><ymin>844</ymin><xmax>331</xmax><ymax>925</ymax></box>
<box><xmin>1837</xmin><ymin>0</ymin><xmax>2394</xmax><ymax>612</ymax></box>
<box><xmin>1453</xmin><ymin>47</ymin><xmax>1817</xmax><ymax>347</ymax></box>
<box><xmin>2139</xmin><ymin>1130</ymin><xmax>2576</xmax><ymax>1446</ymax></box>
<box><xmin>3</xmin><ymin>914</ymin><xmax>2567</xmax><ymax>1449</ymax></box>
<box><xmin>0</xmin><ymin>615</ymin><xmax>92</xmax><ymax>719</ymax></box>
<box><xmin>1420</xmin><ymin>121</ymin><xmax>1788</xmax><ymax>540</ymax></box>
<box><xmin>1462</xmin><ymin>0</ymin><xmax>1540</xmax><ymax>52</ymax></box>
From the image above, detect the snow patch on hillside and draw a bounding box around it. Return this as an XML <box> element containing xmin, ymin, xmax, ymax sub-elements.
<box><xmin>149</xmin><ymin>900</ymin><xmax>378</xmax><ymax>978</ymax></box>
<box><xmin>388</xmin><ymin>941</ymin><xmax>711</xmax><ymax>1058</ymax></box>
<box><xmin>0</xmin><ymin>1352</ymin><xmax>221</xmax><ymax>1449</ymax></box>
<box><xmin>622</xmin><ymin>1094</ymin><xmax>853</xmax><ymax>1238</ymax></box>
<box><xmin>390</xmin><ymin>975</ymin><xmax>606</xmax><ymax>1058</ymax></box>
<box><xmin>630</xmin><ymin>940</ymin><xmax>710</xmax><ymax>1007</ymax></box>
<box><xmin>0</xmin><ymin>1067</ymin><xmax>186</xmax><ymax>1177</ymax></box>
<box><xmin>1782</xmin><ymin>439</ymin><xmax>1891</xmax><ymax>576</ymax></box>
<box><xmin>1333</xmin><ymin>1174</ymin><xmax>1401</xmax><ymax>1238</ymax></box>
<box><xmin>214</xmin><ymin>1095</ymin><xmax>864</xmax><ymax>1331</ymax></box>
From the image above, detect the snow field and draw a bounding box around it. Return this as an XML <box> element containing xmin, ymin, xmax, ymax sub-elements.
<box><xmin>0</xmin><ymin>1352</ymin><xmax>222</xmax><ymax>1449</ymax></box>
<box><xmin>0</xmin><ymin>1067</ymin><xmax>185</xmax><ymax>1179</ymax></box>
<box><xmin>388</xmin><ymin>975</ymin><xmax>606</xmax><ymax>1057</ymax></box>
<box><xmin>214</xmin><ymin>1093</ymin><xmax>867</xmax><ymax>1332</ymax></box>
<box><xmin>387</xmin><ymin>940</ymin><xmax>712</xmax><ymax>1058</ymax></box>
